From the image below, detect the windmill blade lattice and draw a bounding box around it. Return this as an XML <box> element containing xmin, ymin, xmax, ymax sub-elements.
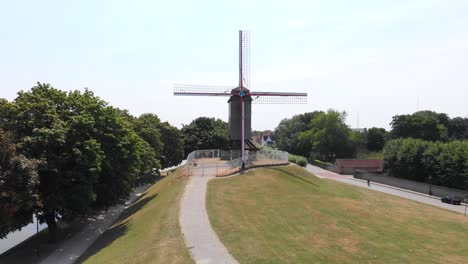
<box><xmin>174</xmin><ymin>84</ymin><xmax>234</xmax><ymax>96</ymax></box>
<box><xmin>241</xmin><ymin>31</ymin><xmax>250</xmax><ymax>89</ymax></box>
<box><xmin>252</xmin><ymin>95</ymin><xmax>308</xmax><ymax>104</ymax></box>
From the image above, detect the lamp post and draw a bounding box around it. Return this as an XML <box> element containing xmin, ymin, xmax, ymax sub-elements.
<box><xmin>464</xmin><ymin>195</ymin><xmax>467</xmax><ymax>216</ymax></box>
<box><xmin>428</xmin><ymin>175</ymin><xmax>432</xmax><ymax>196</ymax></box>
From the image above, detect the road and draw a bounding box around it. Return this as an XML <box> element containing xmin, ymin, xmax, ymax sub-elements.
<box><xmin>305</xmin><ymin>164</ymin><xmax>468</xmax><ymax>215</ymax></box>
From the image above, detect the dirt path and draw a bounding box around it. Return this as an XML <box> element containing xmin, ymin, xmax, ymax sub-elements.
<box><xmin>180</xmin><ymin>161</ymin><xmax>239</xmax><ymax>264</ymax></box>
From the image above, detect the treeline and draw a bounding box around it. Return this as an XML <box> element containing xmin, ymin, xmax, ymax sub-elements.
<box><xmin>390</xmin><ymin>111</ymin><xmax>468</xmax><ymax>141</ymax></box>
<box><xmin>275</xmin><ymin>109</ymin><xmax>468</xmax><ymax>190</ymax></box>
<box><xmin>0</xmin><ymin>83</ymin><xmax>184</xmax><ymax>240</ymax></box>
<box><xmin>384</xmin><ymin>139</ymin><xmax>468</xmax><ymax>190</ymax></box>
<box><xmin>384</xmin><ymin>111</ymin><xmax>468</xmax><ymax>190</ymax></box>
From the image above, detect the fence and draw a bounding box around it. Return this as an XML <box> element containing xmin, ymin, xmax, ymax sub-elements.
<box><xmin>184</xmin><ymin>149</ymin><xmax>289</xmax><ymax>177</ymax></box>
<box><xmin>354</xmin><ymin>171</ymin><xmax>468</xmax><ymax>198</ymax></box>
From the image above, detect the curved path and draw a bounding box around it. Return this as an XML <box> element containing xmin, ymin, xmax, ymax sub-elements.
<box><xmin>179</xmin><ymin>161</ymin><xmax>239</xmax><ymax>264</ymax></box>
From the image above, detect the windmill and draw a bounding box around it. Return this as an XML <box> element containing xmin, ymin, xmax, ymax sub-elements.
<box><xmin>174</xmin><ymin>30</ymin><xmax>307</xmax><ymax>167</ymax></box>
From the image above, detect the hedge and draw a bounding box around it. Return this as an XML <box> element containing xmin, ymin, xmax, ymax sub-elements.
<box><xmin>383</xmin><ymin>138</ymin><xmax>468</xmax><ymax>190</ymax></box>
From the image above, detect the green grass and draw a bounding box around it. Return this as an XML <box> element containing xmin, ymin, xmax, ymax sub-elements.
<box><xmin>207</xmin><ymin>165</ymin><xmax>468</xmax><ymax>264</ymax></box>
<box><xmin>79</xmin><ymin>168</ymin><xmax>193</xmax><ymax>264</ymax></box>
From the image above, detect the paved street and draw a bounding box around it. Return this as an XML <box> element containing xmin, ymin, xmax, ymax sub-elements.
<box><xmin>305</xmin><ymin>164</ymin><xmax>468</xmax><ymax>215</ymax></box>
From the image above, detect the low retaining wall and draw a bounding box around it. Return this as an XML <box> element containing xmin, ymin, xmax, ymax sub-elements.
<box><xmin>335</xmin><ymin>159</ymin><xmax>384</xmax><ymax>174</ymax></box>
<box><xmin>354</xmin><ymin>171</ymin><xmax>468</xmax><ymax>198</ymax></box>
<box><xmin>311</xmin><ymin>159</ymin><xmax>384</xmax><ymax>174</ymax></box>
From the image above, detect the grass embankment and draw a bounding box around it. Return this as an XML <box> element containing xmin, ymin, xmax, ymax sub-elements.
<box><xmin>207</xmin><ymin>165</ymin><xmax>468</xmax><ymax>264</ymax></box>
<box><xmin>78</xmin><ymin>168</ymin><xmax>193</xmax><ymax>264</ymax></box>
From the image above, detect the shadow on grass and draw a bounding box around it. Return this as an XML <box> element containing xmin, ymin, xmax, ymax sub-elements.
<box><xmin>271</xmin><ymin>167</ymin><xmax>319</xmax><ymax>188</ymax></box>
<box><xmin>75</xmin><ymin>193</ymin><xmax>157</xmax><ymax>263</ymax></box>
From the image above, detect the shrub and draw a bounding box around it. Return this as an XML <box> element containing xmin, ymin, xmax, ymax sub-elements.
<box><xmin>296</xmin><ymin>157</ymin><xmax>307</xmax><ymax>167</ymax></box>
<box><xmin>289</xmin><ymin>154</ymin><xmax>308</xmax><ymax>167</ymax></box>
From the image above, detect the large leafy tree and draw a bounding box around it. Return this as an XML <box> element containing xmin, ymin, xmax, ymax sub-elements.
<box><xmin>448</xmin><ymin>117</ymin><xmax>468</xmax><ymax>140</ymax></box>
<box><xmin>390</xmin><ymin>111</ymin><xmax>449</xmax><ymax>141</ymax></box>
<box><xmin>181</xmin><ymin>117</ymin><xmax>228</xmax><ymax>154</ymax></box>
<box><xmin>274</xmin><ymin>111</ymin><xmax>323</xmax><ymax>156</ymax></box>
<box><xmin>1</xmin><ymin>84</ymin><xmax>161</xmax><ymax>240</ymax></box>
<box><xmin>298</xmin><ymin>110</ymin><xmax>355</xmax><ymax>162</ymax></box>
<box><xmin>366</xmin><ymin>127</ymin><xmax>387</xmax><ymax>151</ymax></box>
<box><xmin>0</xmin><ymin>131</ymin><xmax>39</xmax><ymax>238</ymax></box>
<box><xmin>132</xmin><ymin>113</ymin><xmax>163</xmax><ymax>162</ymax></box>
<box><xmin>9</xmin><ymin>84</ymin><xmax>104</xmax><ymax>241</ymax></box>
<box><xmin>158</xmin><ymin>121</ymin><xmax>184</xmax><ymax>168</ymax></box>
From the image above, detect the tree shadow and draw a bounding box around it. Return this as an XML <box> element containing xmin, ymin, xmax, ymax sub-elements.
<box><xmin>271</xmin><ymin>167</ymin><xmax>319</xmax><ymax>188</ymax></box>
<box><xmin>75</xmin><ymin>193</ymin><xmax>157</xmax><ymax>263</ymax></box>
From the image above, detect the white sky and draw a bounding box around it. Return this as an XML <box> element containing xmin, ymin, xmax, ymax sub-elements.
<box><xmin>1</xmin><ymin>0</ymin><xmax>467</xmax><ymax>130</ymax></box>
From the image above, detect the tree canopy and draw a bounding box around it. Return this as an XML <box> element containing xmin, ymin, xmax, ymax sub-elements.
<box><xmin>181</xmin><ymin>117</ymin><xmax>229</xmax><ymax>154</ymax></box>
<box><xmin>0</xmin><ymin>131</ymin><xmax>39</xmax><ymax>239</ymax></box>
<box><xmin>366</xmin><ymin>127</ymin><xmax>387</xmax><ymax>151</ymax></box>
<box><xmin>274</xmin><ymin>110</ymin><xmax>356</xmax><ymax>162</ymax></box>
<box><xmin>390</xmin><ymin>111</ymin><xmax>450</xmax><ymax>141</ymax></box>
<box><xmin>0</xmin><ymin>83</ymin><xmax>181</xmax><ymax>240</ymax></box>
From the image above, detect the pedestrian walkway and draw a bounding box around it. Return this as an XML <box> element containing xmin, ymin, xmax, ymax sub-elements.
<box><xmin>180</xmin><ymin>160</ymin><xmax>239</xmax><ymax>264</ymax></box>
<box><xmin>39</xmin><ymin>185</ymin><xmax>149</xmax><ymax>264</ymax></box>
<box><xmin>305</xmin><ymin>164</ymin><xmax>467</xmax><ymax>214</ymax></box>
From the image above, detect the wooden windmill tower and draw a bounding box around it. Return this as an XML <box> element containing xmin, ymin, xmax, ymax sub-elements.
<box><xmin>174</xmin><ymin>30</ymin><xmax>307</xmax><ymax>167</ymax></box>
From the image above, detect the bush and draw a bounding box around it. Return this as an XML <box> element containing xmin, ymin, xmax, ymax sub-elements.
<box><xmin>288</xmin><ymin>154</ymin><xmax>297</xmax><ymax>163</ymax></box>
<box><xmin>296</xmin><ymin>157</ymin><xmax>307</xmax><ymax>167</ymax></box>
<box><xmin>289</xmin><ymin>154</ymin><xmax>307</xmax><ymax>167</ymax></box>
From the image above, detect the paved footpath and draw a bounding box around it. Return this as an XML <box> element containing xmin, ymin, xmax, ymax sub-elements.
<box><xmin>180</xmin><ymin>161</ymin><xmax>239</xmax><ymax>264</ymax></box>
<box><xmin>39</xmin><ymin>185</ymin><xmax>149</xmax><ymax>264</ymax></box>
<box><xmin>305</xmin><ymin>164</ymin><xmax>467</xmax><ymax>214</ymax></box>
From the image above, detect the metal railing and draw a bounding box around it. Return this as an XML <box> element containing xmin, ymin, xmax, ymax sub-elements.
<box><xmin>184</xmin><ymin>149</ymin><xmax>289</xmax><ymax>177</ymax></box>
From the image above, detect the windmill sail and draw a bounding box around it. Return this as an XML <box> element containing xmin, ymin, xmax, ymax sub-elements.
<box><xmin>240</xmin><ymin>30</ymin><xmax>250</xmax><ymax>89</ymax></box>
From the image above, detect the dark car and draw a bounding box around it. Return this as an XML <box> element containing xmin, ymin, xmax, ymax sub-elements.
<box><xmin>441</xmin><ymin>195</ymin><xmax>463</xmax><ymax>205</ymax></box>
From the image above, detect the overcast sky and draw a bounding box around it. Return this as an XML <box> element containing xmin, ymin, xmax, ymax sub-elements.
<box><xmin>1</xmin><ymin>0</ymin><xmax>467</xmax><ymax>130</ymax></box>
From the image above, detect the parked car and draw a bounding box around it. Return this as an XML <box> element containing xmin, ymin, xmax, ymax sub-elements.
<box><xmin>441</xmin><ymin>195</ymin><xmax>463</xmax><ymax>205</ymax></box>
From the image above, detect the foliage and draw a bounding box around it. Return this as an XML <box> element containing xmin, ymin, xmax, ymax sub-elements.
<box><xmin>288</xmin><ymin>154</ymin><xmax>307</xmax><ymax>167</ymax></box>
<box><xmin>390</xmin><ymin>111</ymin><xmax>450</xmax><ymax>141</ymax></box>
<box><xmin>0</xmin><ymin>131</ymin><xmax>39</xmax><ymax>239</ymax></box>
<box><xmin>298</xmin><ymin>110</ymin><xmax>356</xmax><ymax>162</ymax></box>
<box><xmin>158</xmin><ymin>121</ymin><xmax>184</xmax><ymax>168</ymax></box>
<box><xmin>448</xmin><ymin>117</ymin><xmax>468</xmax><ymax>140</ymax></box>
<box><xmin>0</xmin><ymin>83</ymin><xmax>171</xmax><ymax>240</ymax></box>
<box><xmin>366</xmin><ymin>127</ymin><xmax>387</xmax><ymax>151</ymax></box>
<box><xmin>181</xmin><ymin>117</ymin><xmax>228</xmax><ymax>154</ymax></box>
<box><xmin>274</xmin><ymin>112</ymin><xmax>323</xmax><ymax>156</ymax></box>
<box><xmin>383</xmin><ymin>138</ymin><xmax>468</xmax><ymax>190</ymax></box>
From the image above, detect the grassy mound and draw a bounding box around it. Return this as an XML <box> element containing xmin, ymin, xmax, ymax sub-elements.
<box><xmin>207</xmin><ymin>165</ymin><xmax>468</xmax><ymax>264</ymax></box>
<box><xmin>78</xmin><ymin>168</ymin><xmax>193</xmax><ymax>264</ymax></box>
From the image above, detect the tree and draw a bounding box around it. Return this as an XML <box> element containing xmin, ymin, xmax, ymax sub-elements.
<box><xmin>390</xmin><ymin>111</ymin><xmax>449</xmax><ymax>141</ymax></box>
<box><xmin>158</xmin><ymin>122</ymin><xmax>184</xmax><ymax>168</ymax></box>
<box><xmin>366</xmin><ymin>127</ymin><xmax>387</xmax><ymax>151</ymax></box>
<box><xmin>0</xmin><ymin>131</ymin><xmax>39</xmax><ymax>238</ymax></box>
<box><xmin>448</xmin><ymin>117</ymin><xmax>468</xmax><ymax>140</ymax></box>
<box><xmin>132</xmin><ymin>113</ymin><xmax>163</xmax><ymax>162</ymax></box>
<box><xmin>181</xmin><ymin>117</ymin><xmax>228</xmax><ymax>154</ymax></box>
<box><xmin>11</xmin><ymin>84</ymin><xmax>104</xmax><ymax>241</ymax></box>
<box><xmin>298</xmin><ymin>110</ymin><xmax>355</xmax><ymax>162</ymax></box>
<box><xmin>274</xmin><ymin>111</ymin><xmax>323</xmax><ymax>156</ymax></box>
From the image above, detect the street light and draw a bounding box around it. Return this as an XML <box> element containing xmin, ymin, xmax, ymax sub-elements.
<box><xmin>428</xmin><ymin>175</ymin><xmax>432</xmax><ymax>196</ymax></box>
